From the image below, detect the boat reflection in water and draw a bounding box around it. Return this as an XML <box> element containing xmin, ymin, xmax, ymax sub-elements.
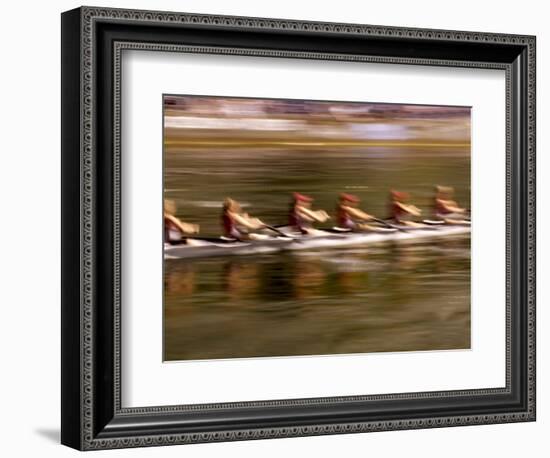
<box><xmin>164</xmin><ymin>234</ymin><xmax>470</xmax><ymax>361</ymax></box>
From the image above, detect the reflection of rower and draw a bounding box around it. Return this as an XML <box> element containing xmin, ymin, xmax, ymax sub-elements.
<box><xmin>221</xmin><ymin>197</ymin><xmax>268</xmax><ymax>241</ymax></box>
<box><xmin>433</xmin><ymin>185</ymin><xmax>468</xmax><ymax>224</ymax></box>
<box><xmin>388</xmin><ymin>190</ymin><xmax>423</xmax><ymax>227</ymax></box>
<box><xmin>164</xmin><ymin>199</ymin><xmax>200</xmax><ymax>244</ymax></box>
<box><xmin>288</xmin><ymin>192</ymin><xmax>330</xmax><ymax>234</ymax></box>
<box><xmin>335</xmin><ymin>193</ymin><xmax>380</xmax><ymax>232</ymax></box>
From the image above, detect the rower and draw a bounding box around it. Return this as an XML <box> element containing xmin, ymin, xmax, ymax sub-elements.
<box><xmin>221</xmin><ymin>197</ymin><xmax>268</xmax><ymax>241</ymax></box>
<box><xmin>335</xmin><ymin>193</ymin><xmax>379</xmax><ymax>232</ymax></box>
<box><xmin>288</xmin><ymin>192</ymin><xmax>330</xmax><ymax>234</ymax></box>
<box><xmin>388</xmin><ymin>190</ymin><xmax>423</xmax><ymax>227</ymax></box>
<box><xmin>164</xmin><ymin>199</ymin><xmax>200</xmax><ymax>245</ymax></box>
<box><xmin>433</xmin><ymin>185</ymin><xmax>468</xmax><ymax>224</ymax></box>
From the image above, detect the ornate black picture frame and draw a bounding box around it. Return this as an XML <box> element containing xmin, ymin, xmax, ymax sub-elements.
<box><xmin>61</xmin><ymin>6</ymin><xmax>536</xmax><ymax>450</ymax></box>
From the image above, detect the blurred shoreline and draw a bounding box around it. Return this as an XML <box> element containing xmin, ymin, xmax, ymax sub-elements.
<box><xmin>164</xmin><ymin>96</ymin><xmax>470</xmax><ymax>151</ymax></box>
<box><xmin>164</xmin><ymin>136</ymin><xmax>470</xmax><ymax>149</ymax></box>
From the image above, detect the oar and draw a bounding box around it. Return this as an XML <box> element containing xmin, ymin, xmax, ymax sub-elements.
<box><xmin>369</xmin><ymin>216</ymin><xmax>408</xmax><ymax>232</ymax></box>
<box><xmin>262</xmin><ymin>224</ymin><xmax>296</xmax><ymax>239</ymax></box>
<box><xmin>262</xmin><ymin>224</ymin><xmax>312</xmax><ymax>243</ymax></box>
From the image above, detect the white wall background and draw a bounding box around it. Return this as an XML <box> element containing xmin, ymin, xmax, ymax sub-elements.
<box><xmin>0</xmin><ymin>0</ymin><xmax>545</xmax><ymax>456</ymax></box>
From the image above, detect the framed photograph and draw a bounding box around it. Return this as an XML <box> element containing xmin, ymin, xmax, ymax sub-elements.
<box><xmin>61</xmin><ymin>6</ymin><xmax>536</xmax><ymax>450</ymax></box>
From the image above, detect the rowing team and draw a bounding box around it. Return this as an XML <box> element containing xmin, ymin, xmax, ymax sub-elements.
<box><xmin>164</xmin><ymin>185</ymin><xmax>469</xmax><ymax>244</ymax></box>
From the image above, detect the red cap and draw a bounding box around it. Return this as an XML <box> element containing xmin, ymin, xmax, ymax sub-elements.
<box><xmin>391</xmin><ymin>190</ymin><xmax>410</xmax><ymax>201</ymax></box>
<box><xmin>340</xmin><ymin>193</ymin><xmax>360</xmax><ymax>203</ymax></box>
<box><xmin>293</xmin><ymin>192</ymin><xmax>313</xmax><ymax>202</ymax></box>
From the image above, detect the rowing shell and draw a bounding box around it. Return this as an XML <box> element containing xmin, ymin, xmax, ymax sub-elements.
<box><xmin>164</xmin><ymin>224</ymin><xmax>470</xmax><ymax>260</ymax></box>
